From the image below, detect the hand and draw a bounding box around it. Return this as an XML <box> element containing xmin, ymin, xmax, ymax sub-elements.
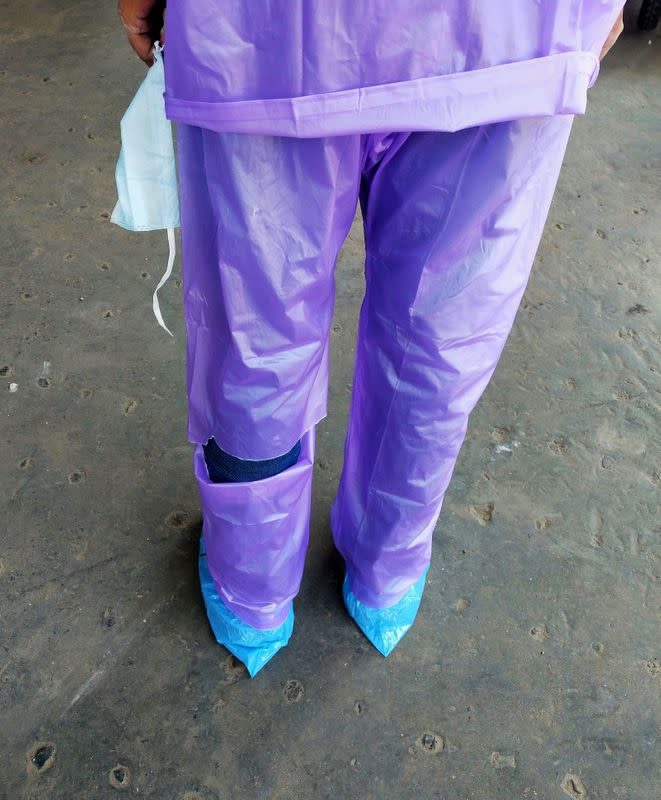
<box><xmin>600</xmin><ymin>10</ymin><xmax>624</xmax><ymax>60</ymax></box>
<box><xmin>118</xmin><ymin>0</ymin><xmax>166</xmax><ymax>65</ymax></box>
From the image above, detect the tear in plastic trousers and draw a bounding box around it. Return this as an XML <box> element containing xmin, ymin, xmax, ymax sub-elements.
<box><xmin>179</xmin><ymin>115</ymin><xmax>573</xmax><ymax>638</ymax></box>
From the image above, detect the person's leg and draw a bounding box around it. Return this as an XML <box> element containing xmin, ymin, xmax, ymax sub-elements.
<box><xmin>177</xmin><ymin>125</ymin><xmax>361</xmax><ymax>673</ymax></box>
<box><xmin>332</xmin><ymin>116</ymin><xmax>574</xmax><ymax>654</ymax></box>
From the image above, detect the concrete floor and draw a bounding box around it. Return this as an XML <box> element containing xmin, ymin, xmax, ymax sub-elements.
<box><xmin>1</xmin><ymin>2</ymin><xmax>660</xmax><ymax>798</ymax></box>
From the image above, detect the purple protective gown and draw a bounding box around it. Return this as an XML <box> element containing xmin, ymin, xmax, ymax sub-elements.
<box><xmin>165</xmin><ymin>0</ymin><xmax>622</xmax><ymax>137</ymax></box>
<box><xmin>166</xmin><ymin>2</ymin><xmax>623</xmax><ymax>639</ymax></box>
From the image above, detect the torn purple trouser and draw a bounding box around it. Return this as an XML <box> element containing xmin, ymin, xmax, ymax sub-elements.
<box><xmin>195</xmin><ymin>429</ymin><xmax>315</xmax><ymax>629</ymax></box>
<box><xmin>177</xmin><ymin>116</ymin><xmax>573</xmax><ymax>631</ymax></box>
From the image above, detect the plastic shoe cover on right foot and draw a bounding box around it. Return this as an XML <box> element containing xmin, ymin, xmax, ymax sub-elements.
<box><xmin>343</xmin><ymin>567</ymin><xmax>429</xmax><ymax>657</ymax></box>
<box><xmin>199</xmin><ymin>535</ymin><xmax>293</xmax><ymax>677</ymax></box>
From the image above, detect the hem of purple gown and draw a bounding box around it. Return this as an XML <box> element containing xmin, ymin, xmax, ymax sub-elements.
<box><xmin>165</xmin><ymin>50</ymin><xmax>598</xmax><ymax>138</ymax></box>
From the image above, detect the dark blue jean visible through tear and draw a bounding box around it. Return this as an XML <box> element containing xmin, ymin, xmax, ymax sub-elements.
<box><xmin>203</xmin><ymin>437</ymin><xmax>302</xmax><ymax>483</ymax></box>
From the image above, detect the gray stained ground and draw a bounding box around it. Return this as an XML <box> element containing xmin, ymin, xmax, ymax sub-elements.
<box><xmin>1</xmin><ymin>2</ymin><xmax>660</xmax><ymax>798</ymax></box>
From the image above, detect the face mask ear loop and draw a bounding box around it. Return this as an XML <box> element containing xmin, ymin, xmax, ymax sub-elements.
<box><xmin>152</xmin><ymin>227</ymin><xmax>176</xmax><ymax>336</ymax></box>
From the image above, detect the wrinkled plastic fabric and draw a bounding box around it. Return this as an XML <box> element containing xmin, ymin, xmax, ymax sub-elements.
<box><xmin>164</xmin><ymin>0</ymin><xmax>624</xmax><ymax>136</ymax></box>
<box><xmin>199</xmin><ymin>535</ymin><xmax>293</xmax><ymax>677</ymax></box>
<box><xmin>344</xmin><ymin>567</ymin><xmax>429</xmax><ymax>657</ymax></box>
<box><xmin>178</xmin><ymin>114</ymin><xmax>574</xmax><ymax>657</ymax></box>
<box><xmin>195</xmin><ymin>428</ymin><xmax>315</xmax><ymax>630</ymax></box>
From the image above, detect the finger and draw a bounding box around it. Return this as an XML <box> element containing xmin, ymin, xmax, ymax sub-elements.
<box><xmin>126</xmin><ymin>29</ymin><xmax>155</xmax><ymax>65</ymax></box>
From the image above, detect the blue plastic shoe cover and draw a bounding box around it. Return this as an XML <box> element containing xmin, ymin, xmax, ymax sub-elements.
<box><xmin>199</xmin><ymin>535</ymin><xmax>294</xmax><ymax>677</ymax></box>
<box><xmin>343</xmin><ymin>567</ymin><xmax>429</xmax><ymax>657</ymax></box>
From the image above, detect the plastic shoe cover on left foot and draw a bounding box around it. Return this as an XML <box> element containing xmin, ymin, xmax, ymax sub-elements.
<box><xmin>199</xmin><ymin>535</ymin><xmax>293</xmax><ymax>677</ymax></box>
<box><xmin>343</xmin><ymin>567</ymin><xmax>429</xmax><ymax>657</ymax></box>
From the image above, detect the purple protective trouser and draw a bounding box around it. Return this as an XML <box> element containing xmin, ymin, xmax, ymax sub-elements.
<box><xmin>178</xmin><ymin>115</ymin><xmax>574</xmax><ymax>629</ymax></box>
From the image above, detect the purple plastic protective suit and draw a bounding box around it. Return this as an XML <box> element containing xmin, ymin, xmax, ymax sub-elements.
<box><xmin>165</xmin><ymin>1</ymin><xmax>623</xmax><ymax>138</ymax></box>
<box><xmin>169</xmin><ymin>1</ymin><xmax>623</xmax><ymax>659</ymax></box>
<box><xmin>178</xmin><ymin>116</ymin><xmax>573</xmax><ymax>641</ymax></box>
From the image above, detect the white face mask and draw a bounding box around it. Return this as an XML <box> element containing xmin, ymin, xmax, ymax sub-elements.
<box><xmin>111</xmin><ymin>44</ymin><xmax>179</xmax><ymax>335</ymax></box>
